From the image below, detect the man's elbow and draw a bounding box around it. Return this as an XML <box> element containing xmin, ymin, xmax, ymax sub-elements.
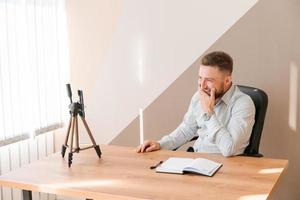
<box><xmin>220</xmin><ymin>143</ymin><xmax>236</xmax><ymax>157</ymax></box>
<box><xmin>221</xmin><ymin>151</ymin><xmax>235</xmax><ymax>157</ymax></box>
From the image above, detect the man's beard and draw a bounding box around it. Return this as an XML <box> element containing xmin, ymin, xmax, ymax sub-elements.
<box><xmin>215</xmin><ymin>88</ymin><xmax>225</xmax><ymax>99</ymax></box>
<box><xmin>203</xmin><ymin>87</ymin><xmax>225</xmax><ymax>99</ymax></box>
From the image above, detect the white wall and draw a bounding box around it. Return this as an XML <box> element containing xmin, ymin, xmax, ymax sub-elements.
<box><xmin>66</xmin><ymin>0</ymin><xmax>258</xmax><ymax>144</ymax></box>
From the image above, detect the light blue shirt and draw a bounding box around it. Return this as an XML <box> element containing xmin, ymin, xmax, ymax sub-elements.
<box><xmin>159</xmin><ymin>84</ymin><xmax>255</xmax><ymax>157</ymax></box>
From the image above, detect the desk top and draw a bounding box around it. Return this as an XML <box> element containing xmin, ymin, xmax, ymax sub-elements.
<box><xmin>0</xmin><ymin>145</ymin><xmax>288</xmax><ymax>200</ymax></box>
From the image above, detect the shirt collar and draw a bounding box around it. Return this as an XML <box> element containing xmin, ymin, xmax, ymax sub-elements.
<box><xmin>219</xmin><ymin>83</ymin><xmax>235</xmax><ymax>105</ymax></box>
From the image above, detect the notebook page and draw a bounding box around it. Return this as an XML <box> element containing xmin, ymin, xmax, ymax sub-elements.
<box><xmin>156</xmin><ymin>157</ymin><xmax>194</xmax><ymax>173</ymax></box>
<box><xmin>186</xmin><ymin>158</ymin><xmax>222</xmax><ymax>174</ymax></box>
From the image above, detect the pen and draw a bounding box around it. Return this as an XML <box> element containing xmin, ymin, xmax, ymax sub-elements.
<box><xmin>150</xmin><ymin>160</ymin><xmax>164</xmax><ymax>170</ymax></box>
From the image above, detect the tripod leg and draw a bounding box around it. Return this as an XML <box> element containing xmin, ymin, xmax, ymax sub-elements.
<box><xmin>64</xmin><ymin>116</ymin><xmax>72</xmax><ymax>146</ymax></box>
<box><xmin>68</xmin><ymin>116</ymin><xmax>76</xmax><ymax>167</ymax></box>
<box><xmin>75</xmin><ymin>115</ymin><xmax>80</xmax><ymax>152</ymax></box>
<box><xmin>94</xmin><ymin>145</ymin><xmax>102</xmax><ymax>158</ymax></box>
<box><xmin>69</xmin><ymin>116</ymin><xmax>75</xmax><ymax>152</ymax></box>
<box><xmin>80</xmin><ymin>116</ymin><xmax>101</xmax><ymax>158</ymax></box>
<box><xmin>80</xmin><ymin>116</ymin><xmax>97</xmax><ymax>145</ymax></box>
<box><xmin>61</xmin><ymin>116</ymin><xmax>72</xmax><ymax>158</ymax></box>
<box><xmin>68</xmin><ymin>152</ymin><xmax>73</xmax><ymax>168</ymax></box>
<box><xmin>61</xmin><ymin>145</ymin><xmax>67</xmax><ymax>158</ymax></box>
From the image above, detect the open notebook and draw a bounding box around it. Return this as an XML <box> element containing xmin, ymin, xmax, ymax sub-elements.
<box><xmin>156</xmin><ymin>157</ymin><xmax>222</xmax><ymax>177</ymax></box>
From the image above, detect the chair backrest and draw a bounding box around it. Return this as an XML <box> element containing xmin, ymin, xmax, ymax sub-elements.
<box><xmin>237</xmin><ymin>85</ymin><xmax>268</xmax><ymax>157</ymax></box>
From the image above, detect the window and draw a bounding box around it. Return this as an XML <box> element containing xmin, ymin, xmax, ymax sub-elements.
<box><xmin>0</xmin><ymin>0</ymin><xmax>69</xmax><ymax>146</ymax></box>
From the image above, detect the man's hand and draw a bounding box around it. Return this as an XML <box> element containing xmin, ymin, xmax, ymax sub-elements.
<box><xmin>136</xmin><ymin>140</ymin><xmax>161</xmax><ymax>153</ymax></box>
<box><xmin>199</xmin><ymin>87</ymin><xmax>216</xmax><ymax>114</ymax></box>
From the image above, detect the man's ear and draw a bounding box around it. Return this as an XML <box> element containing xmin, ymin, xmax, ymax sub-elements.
<box><xmin>225</xmin><ymin>75</ymin><xmax>232</xmax><ymax>86</ymax></box>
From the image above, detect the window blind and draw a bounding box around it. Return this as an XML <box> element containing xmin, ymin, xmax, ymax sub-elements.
<box><xmin>0</xmin><ymin>0</ymin><xmax>69</xmax><ymax>145</ymax></box>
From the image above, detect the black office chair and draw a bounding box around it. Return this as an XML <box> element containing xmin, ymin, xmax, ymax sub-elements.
<box><xmin>238</xmin><ymin>85</ymin><xmax>268</xmax><ymax>157</ymax></box>
<box><xmin>180</xmin><ymin>85</ymin><xmax>268</xmax><ymax>157</ymax></box>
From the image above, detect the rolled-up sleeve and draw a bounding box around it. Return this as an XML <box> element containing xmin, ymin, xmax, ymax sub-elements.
<box><xmin>205</xmin><ymin>96</ymin><xmax>255</xmax><ymax>157</ymax></box>
<box><xmin>159</xmin><ymin>93</ymin><xmax>199</xmax><ymax>150</ymax></box>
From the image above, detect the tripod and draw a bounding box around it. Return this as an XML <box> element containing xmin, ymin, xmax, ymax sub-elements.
<box><xmin>61</xmin><ymin>84</ymin><xmax>101</xmax><ymax>167</ymax></box>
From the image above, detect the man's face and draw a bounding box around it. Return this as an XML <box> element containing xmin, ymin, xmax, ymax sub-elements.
<box><xmin>198</xmin><ymin>65</ymin><xmax>232</xmax><ymax>99</ymax></box>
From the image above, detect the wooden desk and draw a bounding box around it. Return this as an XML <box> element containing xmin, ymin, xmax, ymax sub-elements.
<box><xmin>0</xmin><ymin>145</ymin><xmax>288</xmax><ymax>200</ymax></box>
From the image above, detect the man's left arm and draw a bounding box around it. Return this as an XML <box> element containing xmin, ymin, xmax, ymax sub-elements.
<box><xmin>205</xmin><ymin>97</ymin><xmax>255</xmax><ymax>157</ymax></box>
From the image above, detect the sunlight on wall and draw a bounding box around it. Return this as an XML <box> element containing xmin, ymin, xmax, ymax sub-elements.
<box><xmin>288</xmin><ymin>61</ymin><xmax>298</xmax><ymax>132</ymax></box>
<box><xmin>139</xmin><ymin>108</ymin><xmax>144</xmax><ymax>145</ymax></box>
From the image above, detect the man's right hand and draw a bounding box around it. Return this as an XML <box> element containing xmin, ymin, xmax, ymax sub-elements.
<box><xmin>136</xmin><ymin>140</ymin><xmax>161</xmax><ymax>153</ymax></box>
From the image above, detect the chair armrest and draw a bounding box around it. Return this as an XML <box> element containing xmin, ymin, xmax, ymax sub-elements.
<box><xmin>172</xmin><ymin>136</ymin><xmax>199</xmax><ymax>151</ymax></box>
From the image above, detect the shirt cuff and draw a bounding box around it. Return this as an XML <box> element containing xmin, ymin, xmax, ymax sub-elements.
<box><xmin>158</xmin><ymin>136</ymin><xmax>173</xmax><ymax>150</ymax></box>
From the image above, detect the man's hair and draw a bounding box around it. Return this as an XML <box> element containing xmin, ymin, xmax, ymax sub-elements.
<box><xmin>201</xmin><ymin>51</ymin><xmax>233</xmax><ymax>74</ymax></box>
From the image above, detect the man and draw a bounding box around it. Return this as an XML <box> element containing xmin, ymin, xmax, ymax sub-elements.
<box><xmin>136</xmin><ymin>51</ymin><xmax>255</xmax><ymax>157</ymax></box>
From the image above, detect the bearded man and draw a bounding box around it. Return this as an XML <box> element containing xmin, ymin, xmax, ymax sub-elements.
<box><xmin>137</xmin><ymin>51</ymin><xmax>255</xmax><ymax>157</ymax></box>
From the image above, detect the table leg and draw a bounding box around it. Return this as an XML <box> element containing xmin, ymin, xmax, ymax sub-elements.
<box><xmin>22</xmin><ymin>190</ymin><xmax>32</xmax><ymax>200</ymax></box>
